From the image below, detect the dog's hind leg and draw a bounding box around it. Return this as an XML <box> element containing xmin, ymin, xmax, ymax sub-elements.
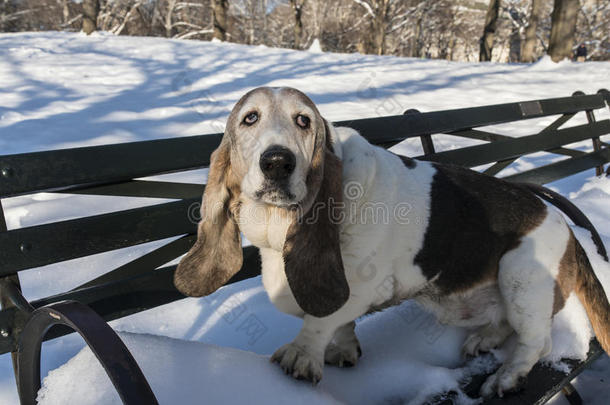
<box><xmin>324</xmin><ymin>321</ymin><xmax>362</xmax><ymax>367</ymax></box>
<box><xmin>480</xmin><ymin>211</ymin><xmax>569</xmax><ymax>398</ymax></box>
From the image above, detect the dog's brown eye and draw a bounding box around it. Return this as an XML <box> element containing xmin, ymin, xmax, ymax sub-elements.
<box><xmin>295</xmin><ymin>114</ymin><xmax>310</xmax><ymax>129</ymax></box>
<box><xmin>243</xmin><ymin>112</ymin><xmax>258</xmax><ymax>125</ymax></box>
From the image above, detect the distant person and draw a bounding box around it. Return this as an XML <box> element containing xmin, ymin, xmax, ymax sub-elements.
<box><xmin>575</xmin><ymin>43</ymin><xmax>587</xmax><ymax>62</ymax></box>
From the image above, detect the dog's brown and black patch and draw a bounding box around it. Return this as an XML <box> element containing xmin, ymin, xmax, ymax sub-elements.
<box><xmin>414</xmin><ymin>164</ymin><xmax>547</xmax><ymax>294</ymax></box>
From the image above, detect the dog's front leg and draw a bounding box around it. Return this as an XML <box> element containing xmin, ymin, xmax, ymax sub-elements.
<box><xmin>270</xmin><ymin>302</ymin><xmax>366</xmax><ymax>384</ymax></box>
<box><xmin>270</xmin><ymin>314</ymin><xmax>334</xmax><ymax>384</ymax></box>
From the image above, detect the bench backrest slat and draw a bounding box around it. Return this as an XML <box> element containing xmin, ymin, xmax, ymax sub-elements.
<box><xmin>336</xmin><ymin>93</ymin><xmax>605</xmax><ymax>145</ymax></box>
<box><xmin>1</xmin><ymin>94</ymin><xmax>604</xmax><ymax>199</ymax></box>
<box><xmin>0</xmin><ymin>198</ymin><xmax>198</xmax><ymax>275</ymax></box>
<box><xmin>62</xmin><ymin>180</ymin><xmax>205</xmax><ymax>199</ymax></box>
<box><xmin>504</xmin><ymin>148</ymin><xmax>610</xmax><ymax>184</ymax></box>
<box><xmin>0</xmin><ymin>134</ymin><xmax>222</xmax><ymax>199</ymax></box>
<box><xmin>76</xmin><ymin>235</ymin><xmax>196</xmax><ymax>290</ymax></box>
<box><xmin>0</xmin><ymin>246</ymin><xmax>262</xmax><ymax>355</ymax></box>
<box><xmin>421</xmin><ymin>120</ymin><xmax>610</xmax><ymax>167</ymax></box>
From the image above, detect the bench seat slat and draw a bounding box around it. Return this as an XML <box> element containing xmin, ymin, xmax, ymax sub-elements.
<box><xmin>453</xmin><ymin>341</ymin><xmax>603</xmax><ymax>405</ymax></box>
<box><xmin>0</xmin><ymin>198</ymin><xmax>199</xmax><ymax>275</ymax></box>
<box><xmin>419</xmin><ymin>120</ymin><xmax>610</xmax><ymax>167</ymax></box>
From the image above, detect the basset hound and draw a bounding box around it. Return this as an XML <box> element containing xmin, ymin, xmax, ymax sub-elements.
<box><xmin>174</xmin><ymin>87</ymin><xmax>610</xmax><ymax>398</ymax></box>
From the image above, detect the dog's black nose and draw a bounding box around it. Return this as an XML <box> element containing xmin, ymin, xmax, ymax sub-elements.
<box><xmin>260</xmin><ymin>146</ymin><xmax>296</xmax><ymax>181</ymax></box>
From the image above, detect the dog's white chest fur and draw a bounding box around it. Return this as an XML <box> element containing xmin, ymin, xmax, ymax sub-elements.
<box><xmin>238</xmin><ymin>200</ymin><xmax>291</xmax><ymax>251</ymax></box>
<box><xmin>259</xmin><ymin>247</ymin><xmax>303</xmax><ymax>316</ymax></box>
<box><xmin>238</xmin><ymin>200</ymin><xmax>303</xmax><ymax>315</ymax></box>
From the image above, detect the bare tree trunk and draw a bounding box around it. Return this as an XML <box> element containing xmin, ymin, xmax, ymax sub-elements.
<box><xmin>410</xmin><ymin>3</ymin><xmax>431</xmax><ymax>59</ymax></box>
<box><xmin>291</xmin><ymin>0</ymin><xmax>304</xmax><ymax>49</ymax></box>
<box><xmin>410</xmin><ymin>12</ymin><xmax>423</xmax><ymax>57</ymax></box>
<box><xmin>165</xmin><ymin>0</ymin><xmax>176</xmax><ymax>38</ymax></box>
<box><xmin>509</xmin><ymin>27</ymin><xmax>521</xmax><ymax>62</ymax></box>
<box><xmin>521</xmin><ymin>0</ymin><xmax>543</xmax><ymax>62</ymax></box>
<box><xmin>212</xmin><ymin>0</ymin><xmax>228</xmax><ymax>41</ymax></box>
<box><xmin>548</xmin><ymin>0</ymin><xmax>579</xmax><ymax>62</ymax></box>
<box><xmin>371</xmin><ymin>0</ymin><xmax>389</xmax><ymax>55</ymax></box>
<box><xmin>479</xmin><ymin>0</ymin><xmax>500</xmax><ymax>61</ymax></box>
<box><xmin>82</xmin><ymin>0</ymin><xmax>99</xmax><ymax>35</ymax></box>
<box><xmin>262</xmin><ymin>0</ymin><xmax>268</xmax><ymax>45</ymax></box>
<box><xmin>311</xmin><ymin>0</ymin><xmax>322</xmax><ymax>42</ymax></box>
<box><xmin>247</xmin><ymin>1</ymin><xmax>255</xmax><ymax>44</ymax></box>
<box><xmin>448</xmin><ymin>37</ymin><xmax>456</xmax><ymax>61</ymax></box>
<box><xmin>359</xmin><ymin>0</ymin><xmax>389</xmax><ymax>55</ymax></box>
<box><xmin>59</xmin><ymin>0</ymin><xmax>69</xmax><ymax>25</ymax></box>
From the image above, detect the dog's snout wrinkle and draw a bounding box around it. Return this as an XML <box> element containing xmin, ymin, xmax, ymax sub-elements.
<box><xmin>260</xmin><ymin>146</ymin><xmax>296</xmax><ymax>181</ymax></box>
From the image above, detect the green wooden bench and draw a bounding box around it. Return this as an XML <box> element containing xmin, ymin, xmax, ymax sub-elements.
<box><xmin>1</xmin><ymin>89</ymin><xmax>608</xmax><ymax>405</ymax></box>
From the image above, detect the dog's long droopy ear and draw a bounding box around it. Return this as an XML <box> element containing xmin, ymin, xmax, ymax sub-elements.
<box><xmin>174</xmin><ymin>139</ymin><xmax>243</xmax><ymax>297</ymax></box>
<box><xmin>283</xmin><ymin>121</ymin><xmax>349</xmax><ymax>317</ymax></box>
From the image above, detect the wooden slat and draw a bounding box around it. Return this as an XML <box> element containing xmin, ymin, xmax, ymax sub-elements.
<box><xmin>480</xmin><ymin>148</ymin><xmax>586</xmax><ymax>176</ymax></box>
<box><xmin>347</xmin><ymin>93</ymin><xmax>605</xmax><ymax>145</ymax></box>
<box><xmin>539</xmin><ymin>113</ymin><xmax>576</xmax><ymax>135</ymax></box>
<box><xmin>420</xmin><ymin>135</ymin><xmax>436</xmax><ymax>154</ymax></box>
<box><xmin>0</xmin><ymin>198</ymin><xmax>199</xmax><ymax>275</ymax></box>
<box><xmin>74</xmin><ymin>235</ymin><xmax>196</xmax><ymax>290</ymax></box>
<box><xmin>59</xmin><ymin>180</ymin><xmax>205</xmax><ymax>199</ymax></box>
<box><xmin>0</xmin><ymin>95</ymin><xmax>604</xmax><ymax>198</ymax></box>
<box><xmin>449</xmin><ymin>129</ymin><xmax>511</xmax><ymax>142</ymax></box>
<box><xmin>450</xmin><ymin>341</ymin><xmax>604</xmax><ymax>405</ymax></box>
<box><xmin>449</xmin><ymin>113</ymin><xmax>575</xmax><ymax>144</ymax></box>
<box><xmin>549</xmin><ymin>148</ymin><xmax>587</xmax><ymax>158</ymax></box>
<box><xmin>0</xmin><ymin>134</ymin><xmax>222</xmax><ymax>198</ymax></box>
<box><xmin>503</xmin><ymin>148</ymin><xmax>610</xmax><ymax>184</ymax></box>
<box><xmin>483</xmin><ymin>159</ymin><xmax>517</xmax><ymax>176</ymax></box>
<box><xmin>0</xmin><ymin>246</ymin><xmax>261</xmax><ymax>355</ymax></box>
<box><xmin>420</xmin><ymin>120</ymin><xmax>610</xmax><ymax>167</ymax></box>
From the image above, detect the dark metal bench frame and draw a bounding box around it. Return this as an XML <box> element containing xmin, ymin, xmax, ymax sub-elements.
<box><xmin>1</xmin><ymin>89</ymin><xmax>609</xmax><ymax>404</ymax></box>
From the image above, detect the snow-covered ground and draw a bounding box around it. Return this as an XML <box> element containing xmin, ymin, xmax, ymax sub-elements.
<box><xmin>0</xmin><ymin>31</ymin><xmax>609</xmax><ymax>404</ymax></box>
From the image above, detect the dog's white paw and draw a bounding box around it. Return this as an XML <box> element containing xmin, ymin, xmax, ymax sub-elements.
<box><xmin>271</xmin><ymin>342</ymin><xmax>323</xmax><ymax>385</ymax></box>
<box><xmin>324</xmin><ymin>340</ymin><xmax>362</xmax><ymax>368</ymax></box>
<box><xmin>480</xmin><ymin>365</ymin><xmax>525</xmax><ymax>398</ymax></box>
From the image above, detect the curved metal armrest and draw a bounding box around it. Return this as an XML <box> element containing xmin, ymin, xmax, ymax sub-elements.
<box><xmin>17</xmin><ymin>300</ymin><xmax>158</xmax><ymax>405</ymax></box>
